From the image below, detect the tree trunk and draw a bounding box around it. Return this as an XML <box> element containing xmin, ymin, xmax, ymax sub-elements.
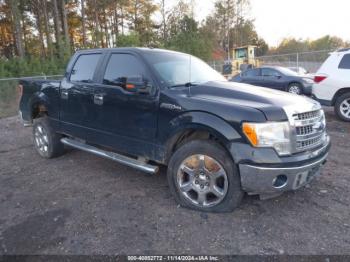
<box><xmin>93</xmin><ymin>0</ymin><xmax>101</xmax><ymax>47</ymax></box>
<box><xmin>9</xmin><ymin>0</ymin><xmax>24</xmax><ymax>57</ymax></box>
<box><xmin>43</xmin><ymin>0</ymin><xmax>53</xmax><ymax>57</ymax></box>
<box><xmin>120</xmin><ymin>5</ymin><xmax>124</xmax><ymax>35</ymax></box>
<box><xmin>113</xmin><ymin>5</ymin><xmax>119</xmax><ymax>46</ymax></box>
<box><xmin>81</xmin><ymin>0</ymin><xmax>86</xmax><ymax>47</ymax></box>
<box><xmin>33</xmin><ymin>8</ymin><xmax>46</xmax><ymax>57</ymax></box>
<box><xmin>60</xmin><ymin>0</ymin><xmax>70</xmax><ymax>47</ymax></box>
<box><xmin>103</xmin><ymin>10</ymin><xmax>109</xmax><ymax>48</ymax></box>
<box><xmin>161</xmin><ymin>0</ymin><xmax>166</xmax><ymax>42</ymax></box>
<box><xmin>52</xmin><ymin>0</ymin><xmax>62</xmax><ymax>45</ymax></box>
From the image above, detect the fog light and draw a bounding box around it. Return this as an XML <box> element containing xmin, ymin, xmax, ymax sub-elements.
<box><xmin>273</xmin><ymin>175</ymin><xmax>288</xmax><ymax>188</ymax></box>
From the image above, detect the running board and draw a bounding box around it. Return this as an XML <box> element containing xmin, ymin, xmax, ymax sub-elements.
<box><xmin>60</xmin><ymin>138</ymin><xmax>159</xmax><ymax>174</ymax></box>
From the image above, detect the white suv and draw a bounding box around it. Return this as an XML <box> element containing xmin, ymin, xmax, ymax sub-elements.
<box><xmin>312</xmin><ymin>48</ymin><xmax>350</xmax><ymax>121</ymax></box>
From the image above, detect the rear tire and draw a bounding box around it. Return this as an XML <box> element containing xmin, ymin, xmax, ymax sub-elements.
<box><xmin>334</xmin><ymin>92</ymin><xmax>350</xmax><ymax>122</ymax></box>
<box><xmin>33</xmin><ymin>116</ymin><xmax>65</xmax><ymax>158</ymax></box>
<box><xmin>167</xmin><ymin>140</ymin><xmax>243</xmax><ymax>213</ymax></box>
<box><xmin>287</xmin><ymin>83</ymin><xmax>302</xmax><ymax>95</ymax></box>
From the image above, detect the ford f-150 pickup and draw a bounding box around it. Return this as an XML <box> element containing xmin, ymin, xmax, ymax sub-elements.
<box><xmin>18</xmin><ymin>48</ymin><xmax>330</xmax><ymax>212</ymax></box>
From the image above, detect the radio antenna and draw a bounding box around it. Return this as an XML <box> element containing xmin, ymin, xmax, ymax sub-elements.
<box><xmin>189</xmin><ymin>54</ymin><xmax>192</xmax><ymax>96</ymax></box>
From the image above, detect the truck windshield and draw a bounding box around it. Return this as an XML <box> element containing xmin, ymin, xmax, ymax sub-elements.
<box><xmin>144</xmin><ymin>51</ymin><xmax>226</xmax><ymax>87</ymax></box>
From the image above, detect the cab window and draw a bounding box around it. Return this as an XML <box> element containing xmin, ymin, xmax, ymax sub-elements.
<box><xmin>103</xmin><ymin>54</ymin><xmax>145</xmax><ymax>87</ymax></box>
<box><xmin>70</xmin><ymin>54</ymin><xmax>101</xmax><ymax>82</ymax></box>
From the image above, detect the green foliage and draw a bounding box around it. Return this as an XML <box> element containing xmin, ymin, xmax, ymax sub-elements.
<box><xmin>0</xmin><ymin>57</ymin><xmax>66</xmax><ymax>78</ymax></box>
<box><xmin>271</xmin><ymin>35</ymin><xmax>348</xmax><ymax>54</ymax></box>
<box><xmin>165</xmin><ymin>16</ymin><xmax>213</xmax><ymax>61</ymax></box>
<box><xmin>116</xmin><ymin>32</ymin><xmax>141</xmax><ymax>47</ymax></box>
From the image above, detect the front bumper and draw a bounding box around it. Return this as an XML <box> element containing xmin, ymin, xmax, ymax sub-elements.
<box><xmin>238</xmin><ymin>141</ymin><xmax>330</xmax><ymax>197</ymax></box>
<box><xmin>311</xmin><ymin>94</ymin><xmax>332</xmax><ymax>106</ymax></box>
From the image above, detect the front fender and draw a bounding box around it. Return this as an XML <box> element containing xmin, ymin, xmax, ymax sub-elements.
<box><xmin>170</xmin><ymin>111</ymin><xmax>241</xmax><ymax>141</ymax></box>
<box><xmin>160</xmin><ymin>111</ymin><xmax>244</xmax><ymax>161</ymax></box>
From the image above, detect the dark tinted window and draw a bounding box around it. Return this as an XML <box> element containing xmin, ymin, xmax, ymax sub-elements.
<box><xmin>243</xmin><ymin>69</ymin><xmax>259</xmax><ymax>77</ymax></box>
<box><xmin>103</xmin><ymin>54</ymin><xmax>145</xmax><ymax>86</ymax></box>
<box><xmin>70</xmin><ymin>54</ymin><xmax>101</xmax><ymax>82</ymax></box>
<box><xmin>262</xmin><ymin>68</ymin><xmax>280</xmax><ymax>77</ymax></box>
<box><xmin>339</xmin><ymin>54</ymin><xmax>350</xmax><ymax>69</ymax></box>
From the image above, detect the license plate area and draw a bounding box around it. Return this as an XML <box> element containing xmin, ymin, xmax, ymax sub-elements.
<box><xmin>293</xmin><ymin>166</ymin><xmax>321</xmax><ymax>189</ymax></box>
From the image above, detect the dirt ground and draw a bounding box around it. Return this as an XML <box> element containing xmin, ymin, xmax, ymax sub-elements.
<box><xmin>0</xmin><ymin>107</ymin><xmax>349</xmax><ymax>255</ymax></box>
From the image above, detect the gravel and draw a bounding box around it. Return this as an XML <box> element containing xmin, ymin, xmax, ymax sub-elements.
<box><xmin>0</xmin><ymin>107</ymin><xmax>349</xmax><ymax>255</ymax></box>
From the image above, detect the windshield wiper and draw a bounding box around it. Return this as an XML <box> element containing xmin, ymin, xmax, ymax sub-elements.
<box><xmin>169</xmin><ymin>82</ymin><xmax>199</xmax><ymax>88</ymax></box>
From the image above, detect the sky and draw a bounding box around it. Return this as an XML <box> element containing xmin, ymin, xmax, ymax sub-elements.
<box><xmin>167</xmin><ymin>0</ymin><xmax>350</xmax><ymax>47</ymax></box>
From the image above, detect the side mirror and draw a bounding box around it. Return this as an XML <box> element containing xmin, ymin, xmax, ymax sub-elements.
<box><xmin>276</xmin><ymin>74</ymin><xmax>282</xmax><ymax>79</ymax></box>
<box><xmin>125</xmin><ymin>76</ymin><xmax>152</xmax><ymax>95</ymax></box>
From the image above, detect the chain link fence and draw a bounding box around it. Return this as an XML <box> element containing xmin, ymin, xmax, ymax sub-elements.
<box><xmin>208</xmin><ymin>50</ymin><xmax>332</xmax><ymax>74</ymax></box>
<box><xmin>0</xmin><ymin>75</ymin><xmax>63</xmax><ymax>119</ymax></box>
<box><xmin>208</xmin><ymin>61</ymin><xmax>226</xmax><ymax>74</ymax></box>
<box><xmin>256</xmin><ymin>50</ymin><xmax>331</xmax><ymax>73</ymax></box>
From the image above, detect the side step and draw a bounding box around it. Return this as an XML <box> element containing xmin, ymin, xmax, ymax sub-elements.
<box><xmin>61</xmin><ymin>138</ymin><xmax>159</xmax><ymax>174</ymax></box>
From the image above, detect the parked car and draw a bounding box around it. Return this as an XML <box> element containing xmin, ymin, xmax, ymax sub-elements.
<box><xmin>18</xmin><ymin>48</ymin><xmax>330</xmax><ymax>212</ymax></box>
<box><xmin>231</xmin><ymin>66</ymin><xmax>314</xmax><ymax>95</ymax></box>
<box><xmin>312</xmin><ymin>48</ymin><xmax>350</xmax><ymax>122</ymax></box>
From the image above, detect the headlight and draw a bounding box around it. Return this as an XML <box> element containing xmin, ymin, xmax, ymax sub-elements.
<box><xmin>242</xmin><ymin>122</ymin><xmax>292</xmax><ymax>155</ymax></box>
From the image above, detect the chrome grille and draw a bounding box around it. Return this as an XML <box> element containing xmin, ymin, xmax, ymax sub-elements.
<box><xmin>296</xmin><ymin>134</ymin><xmax>324</xmax><ymax>150</ymax></box>
<box><xmin>296</xmin><ymin>125</ymin><xmax>313</xmax><ymax>136</ymax></box>
<box><xmin>294</xmin><ymin>110</ymin><xmax>321</xmax><ymax>121</ymax></box>
<box><xmin>293</xmin><ymin>109</ymin><xmax>326</xmax><ymax>152</ymax></box>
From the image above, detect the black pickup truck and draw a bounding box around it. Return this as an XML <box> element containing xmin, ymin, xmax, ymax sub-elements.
<box><xmin>19</xmin><ymin>48</ymin><xmax>330</xmax><ymax>212</ymax></box>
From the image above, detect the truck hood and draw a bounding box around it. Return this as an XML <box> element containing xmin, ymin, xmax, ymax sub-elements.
<box><xmin>190</xmin><ymin>81</ymin><xmax>320</xmax><ymax>121</ymax></box>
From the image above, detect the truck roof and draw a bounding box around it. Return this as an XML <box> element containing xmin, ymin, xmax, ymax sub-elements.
<box><xmin>75</xmin><ymin>47</ymin><xmax>187</xmax><ymax>56</ymax></box>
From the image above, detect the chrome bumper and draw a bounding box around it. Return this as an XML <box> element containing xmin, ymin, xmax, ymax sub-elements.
<box><xmin>239</xmin><ymin>152</ymin><xmax>328</xmax><ymax>196</ymax></box>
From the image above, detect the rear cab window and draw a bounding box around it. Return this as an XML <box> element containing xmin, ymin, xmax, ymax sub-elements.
<box><xmin>338</xmin><ymin>54</ymin><xmax>350</xmax><ymax>69</ymax></box>
<box><xmin>70</xmin><ymin>53</ymin><xmax>102</xmax><ymax>82</ymax></box>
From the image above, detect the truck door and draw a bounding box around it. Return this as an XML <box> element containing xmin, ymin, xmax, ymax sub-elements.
<box><xmin>85</xmin><ymin>52</ymin><xmax>159</xmax><ymax>154</ymax></box>
<box><xmin>60</xmin><ymin>52</ymin><xmax>103</xmax><ymax>138</ymax></box>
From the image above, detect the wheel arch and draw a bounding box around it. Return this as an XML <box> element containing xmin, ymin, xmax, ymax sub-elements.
<box><xmin>287</xmin><ymin>81</ymin><xmax>302</xmax><ymax>88</ymax></box>
<box><xmin>163</xmin><ymin>112</ymin><xmax>242</xmax><ymax>164</ymax></box>
<box><xmin>29</xmin><ymin>92</ymin><xmax>50</xmax><ymax>119</ymax></box>
<box><xmin>331</xmin><ymin>87</ymin><xmax>350</xmax><ymax>106</ymax></box>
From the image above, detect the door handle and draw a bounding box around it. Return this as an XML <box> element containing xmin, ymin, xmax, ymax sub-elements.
<box><xmin>94</xmin><ymin>94</ymin><xmax>104</xmax><ymax>105</ymax></box>
<box><xmin>61</xmin><ymin>90</ymin><xmax>69</xmax><ymax>99</ymax></box>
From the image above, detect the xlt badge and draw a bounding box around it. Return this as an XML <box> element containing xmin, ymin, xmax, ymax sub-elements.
<box><xmin>160</xmin><ymin>103</ymin><xmax>182</xmax><ymax>111</ymax></box>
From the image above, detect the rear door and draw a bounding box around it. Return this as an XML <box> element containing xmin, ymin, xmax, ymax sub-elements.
<box><xmin>241</xmin><ymin>69</ymin><xmax>262</xmax><ymax>85</ymax></box>
<box><xmin>60</xmin><ymin>52</ymin><xmax>103</xmax><ymax>138</ymax></box>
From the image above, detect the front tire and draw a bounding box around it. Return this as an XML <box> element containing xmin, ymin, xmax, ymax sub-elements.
<box><xmin>33</xmin><ymin>117</ymin><xmax>65</xmax><ymax>158</ymax></box>
<box><xmin>167</xmin><ymin>140</ymin><xmax>243</xmax><ymax>213</ymax></box>
<box><xmin>287</xmin><ymin>83</ymin><xmax>302</xmax><ymax>95</ymax></box>
<box><xmin>334</xmin><ymin>93</ymin><xmax>350</xmax><ymax>122</ymax></box>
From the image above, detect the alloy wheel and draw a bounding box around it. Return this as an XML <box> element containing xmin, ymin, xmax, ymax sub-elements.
<box><xmin>288</xmin><ymin>85</ymin><xmax>301</xmax><ymax>95</ymax></box>
<box><xmin>34</xmin><ymin>124</ymin><xmax>49</xmax><ymax>155</ymax></box>
<box><xmin>176</xmin><ymin>154</ymin><xmax>228</xmax><ymax>208</ymax></box>
<box><xmin>340</xmin><ymin>98</ymin><xmax>350</xmax><ymax>119</ymax></box>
